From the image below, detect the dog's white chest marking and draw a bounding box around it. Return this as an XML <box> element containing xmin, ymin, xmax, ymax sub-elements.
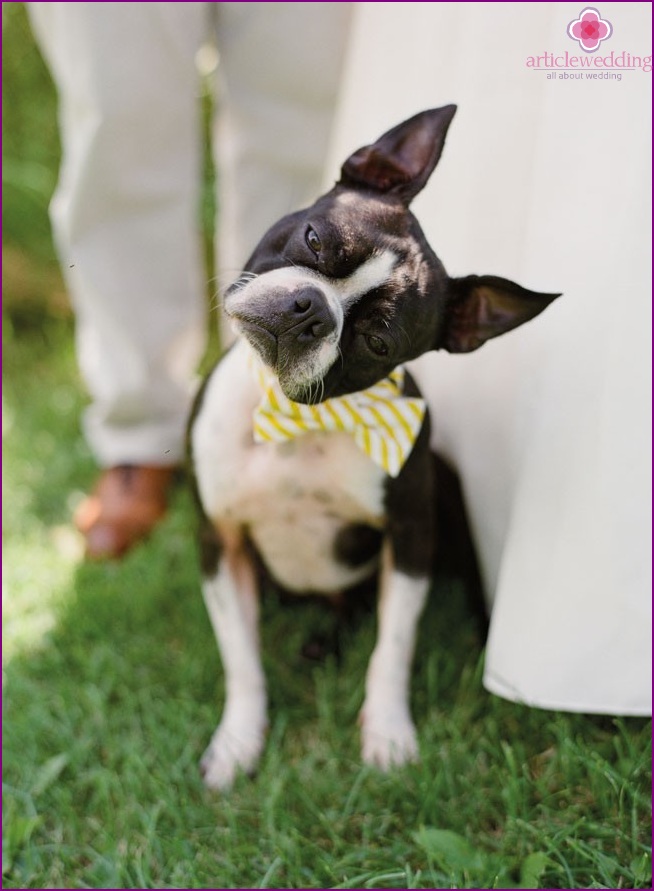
<box><xmin>193</xmin><ymin>341</ymin><xmax>387</xmax><ymax>594</ymax></box>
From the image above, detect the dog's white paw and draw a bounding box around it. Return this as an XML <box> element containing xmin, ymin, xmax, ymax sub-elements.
<box><xmin>200</xmin><ymin>720</ymin><xmax>267</xmax><ymax>791</ymax></box>
<box><xmin>360</xmin><ymin>707</ymin><xmax>419</xmax><ymax>770</ymax></box>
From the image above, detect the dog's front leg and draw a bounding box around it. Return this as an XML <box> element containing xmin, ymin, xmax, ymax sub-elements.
<box><xmin>360</xmin><ymin>538</ymin><xmax>429</xmax><ymax>769</ymax></box>
<box><xmin>200</xmin><ymin>523</ymin><xmax>267</xmax><ymax>791</ymax></box>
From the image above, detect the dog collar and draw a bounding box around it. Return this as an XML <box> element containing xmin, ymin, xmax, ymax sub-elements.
<box><xmin>250</xmin><ymin>358</ymin><xmax>426</xmax><ymax>477</ymax></box>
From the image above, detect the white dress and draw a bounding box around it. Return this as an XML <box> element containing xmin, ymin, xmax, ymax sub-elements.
<box><xmin>326</xmin><ymin>1</ymin><xmax>651</xmax><ymax>715</ymax></box>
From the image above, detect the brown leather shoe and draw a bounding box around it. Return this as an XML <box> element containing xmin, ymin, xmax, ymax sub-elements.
<box><xmin>74</xmin><ymin>465</ymin><xmax>177</xmax><ymax>560</ymax></box>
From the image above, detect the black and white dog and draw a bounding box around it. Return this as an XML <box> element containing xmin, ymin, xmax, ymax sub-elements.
<box><xmin>189</xmin><ymin>106</ymin><xmax>559</xmax><ymax>790</ymax></box>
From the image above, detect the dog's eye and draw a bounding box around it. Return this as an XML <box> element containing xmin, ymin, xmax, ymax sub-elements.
<box><xmin>305</xmin><ymin>226</ymin><xmax>322</xmax><ymax>255</ymax></box>
<box><xmin>365</xmin><ymin>334</ymin><xmax>389</xmax><ymax>357</ymax></box>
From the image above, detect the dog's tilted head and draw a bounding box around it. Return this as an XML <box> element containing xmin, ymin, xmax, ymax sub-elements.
<box><xmin>224</xmin><ymin>106</ymin><xmax>560</xmax><ymax>403</ymax></box>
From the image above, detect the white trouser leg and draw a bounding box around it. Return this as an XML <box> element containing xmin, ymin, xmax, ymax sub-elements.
<box><xmin>28</xmin><ymin>2</ymin><xmax>210</xmax><ymax>466</ymax></box>
<box><xmin>212</xmin><ymin>2</ymin><xmax>353</xmax><ymax>291</ymax></box>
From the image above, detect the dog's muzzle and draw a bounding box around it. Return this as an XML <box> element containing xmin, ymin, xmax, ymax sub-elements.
<box><xmin>227</xmin><ymin>284</ymin><xmax>339</xmax><ymax>371</ymax></box>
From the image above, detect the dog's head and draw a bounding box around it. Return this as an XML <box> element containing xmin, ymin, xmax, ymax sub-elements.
<box><xmin>225</xmin><ymin>106</ymin><xmax>559</xmax><ymax>403</ymax></box>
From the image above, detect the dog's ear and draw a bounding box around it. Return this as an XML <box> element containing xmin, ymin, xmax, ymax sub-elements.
<box><xmin>339</xmin><ymin>105</ymin><xmax>457</xmax><ymax>204</ymax></box>
<box><xmin>438</xmin><ymin>275</ymin><xmax>561</xmax><ymax>353</ymax></box>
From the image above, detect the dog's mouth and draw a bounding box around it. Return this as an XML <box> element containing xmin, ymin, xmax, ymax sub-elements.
<box><xmin>233</xmin><ymin>318</ymin><xmax>279</xmax><ymax>368</ymax></box>
<box><xmin>229</xmin><ymin>312</ymin><xmax>340</xmax><ymax>403</ymax></box>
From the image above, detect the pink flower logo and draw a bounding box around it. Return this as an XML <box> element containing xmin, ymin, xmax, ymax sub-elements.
<box><xmin>567</xmin><ymin>7</ymin><xmax>613</xmax><ymax>52</ymax></box>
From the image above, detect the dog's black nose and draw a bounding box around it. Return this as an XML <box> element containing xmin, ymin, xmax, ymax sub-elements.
<box><xmin>279</xmin><ymin>286</ymin><xmax>336</xmax><ymax>343</ymax></box>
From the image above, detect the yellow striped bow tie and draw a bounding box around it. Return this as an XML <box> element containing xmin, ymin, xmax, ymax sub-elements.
<box><xmin>252</xmin><ymin>364</ymin><xmax>426</xmax><ymax>477</ymax></box>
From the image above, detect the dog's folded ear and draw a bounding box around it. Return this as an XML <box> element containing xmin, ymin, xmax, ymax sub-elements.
<box><xmin>339</xmin><ymin>105</ymin><xmax>457</xmax><ymax>204</ymax></box>
<box><xmin>438</xmin><ymin>275</ymin><xmax>561</xmax><ymax>353</ymax></box>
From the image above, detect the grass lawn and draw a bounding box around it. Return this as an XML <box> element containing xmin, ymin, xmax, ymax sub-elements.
<box><xmin>2</xmin><ymin>4</ymin><xmax>651</xmax><ymax>889</ymax></box>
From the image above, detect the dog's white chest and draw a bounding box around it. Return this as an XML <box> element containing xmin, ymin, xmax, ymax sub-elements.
<box><xmin>192</xmin><ymin>343</ymin><xmax>386</xmax><ymax>593</ymax></box>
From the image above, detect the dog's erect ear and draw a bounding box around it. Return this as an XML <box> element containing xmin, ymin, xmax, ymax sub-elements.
<box><xmin>439</xmin><ymin>276</ymin><xmax>561</xmax><ymax>353</ymax></box>
<box><xmin>339</xmin><ymin>105</ymin><xmax>457</xmax><ymax>204</ymax></box>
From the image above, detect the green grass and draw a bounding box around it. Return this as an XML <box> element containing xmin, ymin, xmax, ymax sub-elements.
<box><xmin>2</xmin><ymin>329</ymin><xmax>652</xmax><ymax>888</ymax></box>
<box><xmin>2</xmin><ymin>4</ymin><xmax>652</xmax><ymax>888</ymax></box>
